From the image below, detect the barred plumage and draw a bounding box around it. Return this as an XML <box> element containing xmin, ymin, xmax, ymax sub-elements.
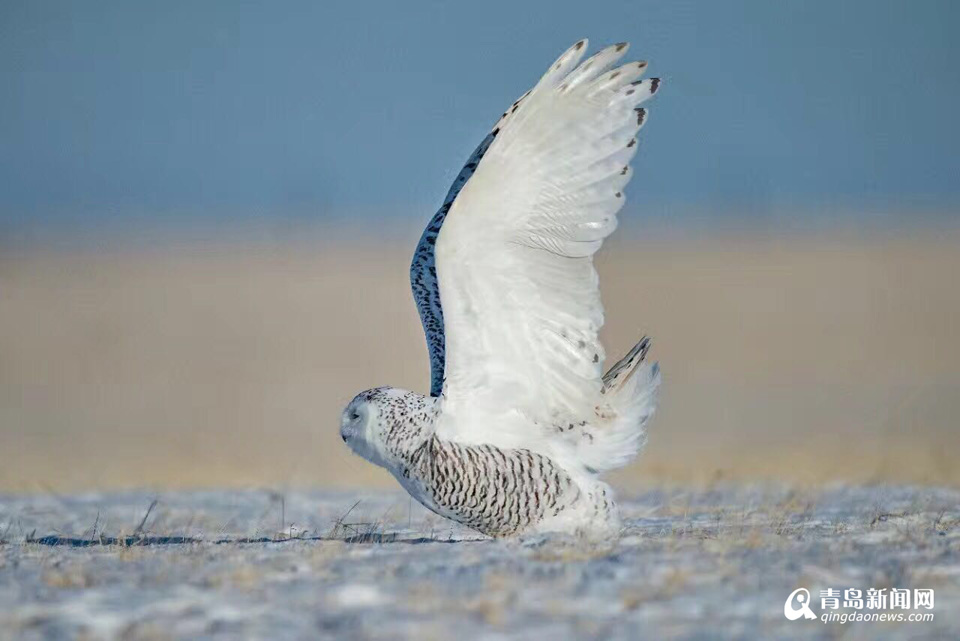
<box><xmin>411</xmin><ymin>438</ymin><xmax>581</xmax><ymax>537</ymax></box>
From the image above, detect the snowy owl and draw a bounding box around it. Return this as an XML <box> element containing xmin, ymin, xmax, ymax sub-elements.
<box><xmin>341</xmin><ymin>40</ymin><xmax>661</xmax><ymax>539</ymax></box>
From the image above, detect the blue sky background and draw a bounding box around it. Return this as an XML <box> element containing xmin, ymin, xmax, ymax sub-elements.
<box><xmin>2</xmin><ymin>0</ymin><xmax>958</xmax><ymax>238</ymax></box>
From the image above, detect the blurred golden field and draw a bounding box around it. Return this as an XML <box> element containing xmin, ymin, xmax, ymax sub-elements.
<box><xmin>1</xmin><ymin>227</ymin><xmax>958</xmax><ymax>493</ymax></box>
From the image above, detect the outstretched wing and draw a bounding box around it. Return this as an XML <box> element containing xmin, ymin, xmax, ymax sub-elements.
<box><xmin>410</xmin><ymin>92</ymin><xmax>532</xmax><ymax>397</ymax></box>
<box><xmin>434</xmin><ymin>40</ymin><xmax>661</xmax><ymax>438</ymax></box>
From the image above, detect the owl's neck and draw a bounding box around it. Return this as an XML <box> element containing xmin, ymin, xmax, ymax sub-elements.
<box><xmin>380</xmin><ymin>393</ymin><xmax>440</xmax><ymax>463</ymax></box>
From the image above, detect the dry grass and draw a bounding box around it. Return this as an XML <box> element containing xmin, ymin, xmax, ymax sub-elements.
<box><xmin>1</xmin><ymin>228</ymin><xmax>958</xmax><ymax>492</ymax></box>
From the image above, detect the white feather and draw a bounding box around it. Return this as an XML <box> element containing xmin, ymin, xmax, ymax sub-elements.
<box><xmin>433</xmin><ymin>41</ymin><xmax>661</xmax><ymax>463</ymax></box>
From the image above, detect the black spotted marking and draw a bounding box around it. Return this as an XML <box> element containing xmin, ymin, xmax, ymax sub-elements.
<box><xmin>410</xmin><ymin>85</ymin><xmax>536</xmax><ymax>397</ymax></box>
<box><xmin>650</xmin><ymin>77</ymin><xmax>661</xmax><ymax>94</ymax></box>
<box><xmin>410</xmin><ymin>129</ymin><xmax>498</xmax><ymax>396</ymax></box>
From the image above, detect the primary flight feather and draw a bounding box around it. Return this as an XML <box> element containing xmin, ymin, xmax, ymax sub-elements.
<box><xmin>341</xmin><ymin>40</ymin><xmax>661</xmax><ymax>538</ymax></box>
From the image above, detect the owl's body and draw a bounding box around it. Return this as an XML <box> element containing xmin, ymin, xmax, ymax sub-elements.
<box><xmin>341</xmin><ymin>40</ymin><xmax>662</xmax><ymax>539</ymax></box>
<box><xmin>347</xmin><ymin>388</ymin><xmax>621</xmax><ymax>538</ymax></box>
<box><xmin>406</xmin><ymin>437</ymin><xmax>618</xmax><ymax>538</ymax></box>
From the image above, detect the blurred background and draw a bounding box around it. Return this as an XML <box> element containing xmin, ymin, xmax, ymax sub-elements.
<box><xmin>1</xmin><ymin>0</ymin><xmax>957</xmax><ymax>493</ymax></box>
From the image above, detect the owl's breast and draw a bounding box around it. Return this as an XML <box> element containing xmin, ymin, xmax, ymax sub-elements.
<box><xmin>397</xmin><ymin>435</ymin><xmax>618</xmax><ymax>537</ymax></box>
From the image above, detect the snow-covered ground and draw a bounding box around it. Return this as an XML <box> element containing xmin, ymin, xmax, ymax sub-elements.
<box><xmin>1</xmin><ymin>485</ymin><xmax>957</xmax><ymax>640</ymax></box>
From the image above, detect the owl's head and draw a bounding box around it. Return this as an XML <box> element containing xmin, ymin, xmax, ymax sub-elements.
<box><xmin>340</xmin><ymin>387</ymin><xmax>432</xmax><ymax>469</ymax></box>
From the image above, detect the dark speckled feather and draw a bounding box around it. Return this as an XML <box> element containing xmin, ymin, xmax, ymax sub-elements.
<box><xmin>409</xmin><ymin>89</ymin><xmax>535</xmax><ymax>397</ymax></box>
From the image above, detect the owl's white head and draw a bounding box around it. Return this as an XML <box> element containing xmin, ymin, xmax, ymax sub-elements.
<box><xmin>340</xmin><ymin>387</ymin><xmax>435</xmax><ymax>470</ymax></box>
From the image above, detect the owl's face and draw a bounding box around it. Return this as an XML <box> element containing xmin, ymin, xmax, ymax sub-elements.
<box><xmin>340</xmin><ymin>392</ymin><xmax>386</xmax><ymax>468</ymax></box>
<box><xmin>340</xmin><ymin>386</ymin><xmax>422</xmax><ymax>470</ymax></box>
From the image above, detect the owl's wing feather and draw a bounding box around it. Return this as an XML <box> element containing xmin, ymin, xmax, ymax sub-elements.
<box><xmin>410</xmin><ymin>132</ymin><xmax>497</xmax><ymax>397</ymax></box>
<box><xmin>433</xmin><ymin>40</ymin><xmax>660</xmax><ymax>444</ymax></box>
<box><xmin>410</xmin><ymin>92</ymin><xmax>536</xmax><ymax>397</ymax></box>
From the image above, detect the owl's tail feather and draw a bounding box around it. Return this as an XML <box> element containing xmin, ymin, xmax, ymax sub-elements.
<box><xmin>602</xmin><ymin>336</ymin><xmax>652</xmax><ymax>393</ymax></box>
<box><xmin>581</xmin><ymin>336</ymin><xmax>660</xmax><ymax>473</ymax></box>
